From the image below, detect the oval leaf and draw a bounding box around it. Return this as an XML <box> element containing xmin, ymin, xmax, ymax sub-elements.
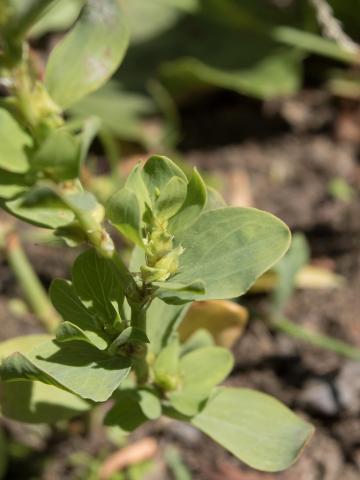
<box><xmin>45</xmin><ymin>0</ymin><xmax>129</xmax><ymax>109</ymax></box>
<box><xmin>191</xmin><ymin>387</ymin><xmax>314</xmax><ymax>472</ymax></box>
<box><xmin>0</xmin><ymin>110</ymin><xmax>32</xmax><ymax>173</ymax></box>
<box><xmin>163</xmin><ymin>207</ymin><xmax>291</xmax><ymax>302</ymax></box>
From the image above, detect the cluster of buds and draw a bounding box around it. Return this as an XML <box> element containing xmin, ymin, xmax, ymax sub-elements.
<box><xmin>141</xmin><ymin>217</ymin><xmax>184</xmax><ymax>284</ymax></box>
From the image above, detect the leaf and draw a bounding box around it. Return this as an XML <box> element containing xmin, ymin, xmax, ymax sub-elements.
<box><xmin>0</xmin><ymin>335</ymin><xmax>89</xmax><ymax>423</ymax></box>
<box><xmin>45</xmin><ymin>0</ymin><xmax>129</xmax><ymax>109</ymax></box>
<box><xmin>155</xmin><ymin>176</ymin><xmax>187</xmax><ymax>220</ymax></box>
<box><xmin>180</xmin><ymin>329</ymin><xmax>214</xmax><ymax>356</ymax></box>
<box><xmin>79</xmin><ymin>116</ymin><xmax>102</xmax><ymax>164</ymax></box>
<box><xmin>169</xmin><ymin>347</ymin><xmax>233</xmax><ymax>416</ymax></box>
<box><xmin>107</xmin><ymin>188</ymin><xmax>143</xmax><ymax>246</ymax></box>
<box><xmin>31</xmin><ymin>129</ymin><xmax>80</xmax><ymax>181</ymax></box>
<box><xmin>70</xmin><ymin>82</ymin><xmax>155</xmax><ymax>142</ymax></box>
<box><xmin>179</xmin><ymin>300</ymin><xmax>248</xmax><ymax>348</ymax></box>
<box><xmin>146</xmin><ymin>298</ymin><xmax>188</xmax><ymax>355</ymax></box>
<box><xmin>125</xmin><ymin>163</ymin><xmax>152</xmax><ymax>214</ymax></box>
<box><xmin>154</xmin><ymin>337</ymin><xmax>180</xmax><ymax>390</ymax></box>
<box><xmin>72</xmin><ymin>249</ymin><xmax>124</xmax><ymax>326</ymax></box>
<box><xmin>0</xmin><ymin>109</ymin><xmax>32</xmax><ymax>173</ymax></box>
<box><xmin>30</xmin><ymin>0</ymin><xmax>85</xmax><ymax>38</ymax></box>
<box><xmin>55</xmin><ymin>321</ymin><xmax>101</xmax><ymax>347</ymax></box>
<box><xmin>1</xmin><ymin>340</ymin><xmax>131</xmax><ymax>402</ymax></box>
<box><xmin>162</xmin><ymin>207</ymin><xmax>291</xmax><ymax>302</ymax></box>
<box><xmin>191</xmin><ymin>387</ymin><xmax>314</xmax><ymax>472</ymax></box>
<box><xmin>0</xmin><ymin>169</ymin><xmax>31</xmax><ymax>200</ymax></box>
<box><xmin>50</xmin><ymin>279</ymin><xmax>108</xmax><ymax>350</ymax></box>
<box><xmin>105</xmin><ymin>388</ymin><xmax>161</xmax><ymax>431</ymax></box>
<box><xmin>168</xmin><ymin>168</ymin><xmax>207</xmax><ymax>234</ymax></box>
<box><xmin>142</xmin><ymin>155</ymin><xmax>187</xmax><ymax>205</ymax></box>
<box><xmin>155</xmin><ymin>279</ymin><xmax>205</xmax><ymax>296</ymax></box>
<box><xmin>108</xmin><ymin>327</ymin><xmax>149</xmax><ymax>355</ymax></box>
<box><xmin>272</xmin><ymin>233</ymin><xmax>309</xmax><ymax>313</ymax></box>
<box><xmin>5</xmin><ymin>187</ymin><xmax>74</xmax><ymax>229</ymax></box>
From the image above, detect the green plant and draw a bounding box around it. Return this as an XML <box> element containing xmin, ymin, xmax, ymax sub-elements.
<box><xmin>0</xmin><ymin>0</ymin><xmax>314</xmax><ymax>474</ymax></box>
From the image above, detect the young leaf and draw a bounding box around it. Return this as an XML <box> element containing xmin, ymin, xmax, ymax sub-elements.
<box><xmin>162</xmin><ymin>207</ymin><xmax>291</xmax><ymax>302</ymax></box>
<box><xmin>0</xmin><ymin>109</ymin><xmax>32</xmax><ymax>173</ymax></box>
<box><xmin>107</xmin><ymin>188</ymin><xmax>143</xmax><ymax>246</ymax></box>
<box><xmin>31</xmin><ymin>129</ymin><xmax>80</xmax><ymax>181</ymax></box>
<box><xmin>191</xmin><ymin>387</ymin><xmax>314</xmax><ymax>472</ymax></box>
<box><xmin>72</xmin><ymin>249</ymin><xmax>124</xmax><ymax>326</ymax></box>
<box><xmin>168</xmin><ymin>168</ymin><xmax>207</xmax><ymax>233</ymax></box>
<box><xmin>105</xmin><ymin>388</ymin><xmax>161</xmax><ymax>431</ymax></box>
<box><xmin>50</xmin><ymin>279</ymin><xmax>108</xmax><ymax>350</ymax></box>
<box><xmin>1</xmin><ymin>340</ymin><xmax>131</xmax><ymax>402</ymax></box>
<box><xmin>5</xmin><ymin>187</ymin><xmax>74</xmax><ymax>229</ymax></box>
<box><xmin>0</xmin><ymin>334</ymin><xmax>89</xmax><ymax>423</ymax></box>
<box><xmin>155</xmin><ymin>176</ymin><xmax>187</xmax><ymax>220</ymax></box>
<box><xmin>45</xmin><ymin>0</ymin><xmax>129</xmax><ymax>109</ymax></box>
<box><xmin>141</xmin><ymin>155</ymin><xmax>187</xmax><ymax>204</ymax></box>
<box><xmin>169</xmin><ymin>346</ymin><xmax>234</xmax><ymax>416</ymax></box>
<box><xmin>125</xmin><ymin>163</ymin><xmax>152</xmax><ymax>215</ymax></box>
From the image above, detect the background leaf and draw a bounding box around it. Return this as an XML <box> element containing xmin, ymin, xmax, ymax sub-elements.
<box><xmin>45</xmin><ymin>0</ymin><xmax>129</xmax><ymax>109</ymax></box>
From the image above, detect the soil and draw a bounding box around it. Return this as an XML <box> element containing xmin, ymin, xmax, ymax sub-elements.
<box><xmin>1</xmin><ymin>88</ymin><xmax>360</xmax><ymax>479</ymax></box>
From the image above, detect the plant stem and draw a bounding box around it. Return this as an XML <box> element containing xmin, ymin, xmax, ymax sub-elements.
<box><xmin>270</xmin><ymin>316</ymin><xmax>360</xmax><ymax>360</ymax></box>
<box><xmin>2</xmin><ymin>229</ymin><xmax>60</xmax><ymax>332</ymax></box>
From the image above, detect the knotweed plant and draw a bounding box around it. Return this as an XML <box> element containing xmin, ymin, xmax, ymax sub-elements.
<box><xmin>0</xmin><ymin>0</ymin><xmax>313</xmax><ymax>473</ymax></box>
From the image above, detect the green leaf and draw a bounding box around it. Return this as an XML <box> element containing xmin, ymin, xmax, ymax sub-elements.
<box><xmin>142</xmin><ymin>155</ymin><xmax>187</xmax><ymax>205</ymax></box>
<box><xmin>0</xmin><ymin>109</ymin><xmax>32</xmax><ymax>173</ymax></box>
<box><xmin>154</xmin><ymin>337</ymin><xmax>180</xmax><ymax>390</ymax></box>
<box><xmin>31</xmin><ymin>129</ymin><xmax>80</xmax><ymax>181</ymax></box>
<box><xmin>168</xmin><ymin>168</ymin><xmax>207</xmax><ymax>233</ymax></box>
<box><xmin>50</xmin><ymin>279</ymin><xmax>108</xmax><ymax>350</ymax></box>
<box><xmin>272</xmin><ymin>233</ymin><xmax>309</xmax><ymax>313</ymax></box>
<box><xmin>0</xmin><ymin>169</ymin><xmax>31</xmax><ymax>200</ymax></box>
<box><xmin>125</xmin><ymin>163</ymin><xmax>152</xmax><ymax>214</ymax></box>
<box><xmin>30</xmin><ymin>0</ymin><xmax>85</xmax><ymax>38</ymax></box>
<box><xmin>72</xmin><ymin>249</ymin><xmax>124</xmax><ymax>326</ymax></box>
<box><xmin>105</xmin><ymin>388</ymin><xmax>161</xmax><ymax>431</ymax></box>
<box><xmin>155</xmin><ymin>176</ymin><xmax>187</xmax><ymax>220</ymax></box>
<box><xmin>162</xmin><ymin>207</ymin><xmax>291</xmax><ymax>302</ymax></box>
<box><xmin>45</xmin><ymin>0</ymin><xmax>129</xmax><ymax>109</ymax></box>
<box><xmin>108</xmin><ymin>327</ymin><xmax>149</xmax><ymax>355</ymax></box>
<box><xmin>0</xmin><ymin>335</ymin><xmax>90</xmax><ymax>423</ymax></box>
<box><xmin>146</xmin><ymin>298</ymin><xmax>188</xmax><ymax>355</ymax></box>
<box><xmin>70</xmin><ymin>82</ymin><xmax>155</xmax><ymax>142</ymax></box>
<box><xmin>107</xmin><ymin>188</ymin><xmax>143</xmax><ymax>246</ymax></box>
<box><xmin>55</xmin><ymin>321</ymin><xmax>102</xmax><ymax>348</ymax></box>
<box><xmin>169</xmin><ymin>347</ymin><xmax>233</xmax><ymax>416</ymax></box>
<box><xmin>191</xmin><ymin>387</ymin><xmax>314</xmax><ymax>472</ymax></box>
<box><xmin>1</xmin><ymin>340</ymin><xmax>131</xmax><ymax>402</ymax></box>
<box><xmin>180</xmin><ymin>329</ymin><xmax>214</xmax><ymax>356</ymax></box>
<box><xmin>5</xmin><ymin>187</ymin><xmax>74</xmax><ymax>229</ymax></box>
<box><xmin>154</xmin><ymin>279</ymin><xmax>205</xmax><ymax>297</ymax></box>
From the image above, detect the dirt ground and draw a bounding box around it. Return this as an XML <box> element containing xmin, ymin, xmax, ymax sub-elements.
<box><xmin>1</xmin><ymin>89</ymin><xmax>360</xmax><ymax>479</ymax></box>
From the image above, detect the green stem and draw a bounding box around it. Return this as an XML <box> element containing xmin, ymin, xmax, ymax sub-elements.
<box><xmin>3</xmin><ymin>230</ymin><xmax>60</xmax><ymax>332</ymax></box>
<box><xmin>270</xmin><ymin>316</ymin><xmax>360</xmax><ymax>360</ymax></box>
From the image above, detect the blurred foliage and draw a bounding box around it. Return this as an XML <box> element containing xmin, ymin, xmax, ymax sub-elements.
<box><xmin>28</xmin><ymin>0</ymin><xmax>360</xmax><ymax>153</ymax></box>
